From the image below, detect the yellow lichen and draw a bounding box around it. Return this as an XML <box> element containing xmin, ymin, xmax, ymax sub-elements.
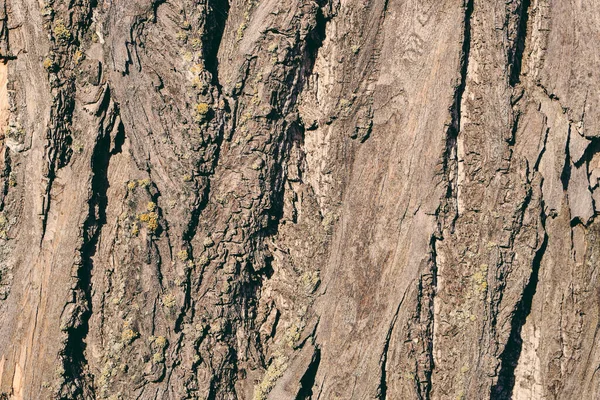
<box><xmin>191</xmin><ymin>76</ymin><xmax>205</xmax><ymax>89</ymax></box>
<box><xmin>8</xmin><ymin>173</ymin><xmax>16</xmax><ymax>187</ymax></box>
<box><xmin>193</xmin><ymin>102</ymin><xmax>211</xmax><ymax>122</ymax></box>
<box><xmin>472</xmin><ymin>264</ymin><xmax>489</xmax><ymax>295</ymax></box>
<box><xmin>139</xmin><ymin>212</ymin><xmax>159</xmax><ymax>232</ymax></box>
<box><xmin>131</xmin><ymin>222</ymin><xmax>140</xmax><ymax>236</ymax></box>
<box><xmin>163</xmin><ymin>293</ymin><xmax>177</xmax><ymax>308</ymax></box>
<box><xmin>121</xmin><ymin>328</ymin><xmax>139</xmax><ymax>344</ymax></box>
<box><xmin>283</xmin><ymin>323</ymin><xmax>302</xmax><ymax>349</ymax></box>
<box><xmin>74</xmin><ymin>49</ymin><xmax>84</xmax><ymax>65</ymax></box>
<box><xmin>300</xmin><ymin>271</ymin><xmax>320</xmax><ymax>293</ymax></box>
<box><xmin>253</xmin><ymin>354</ymin><xmax>288</xmax><ymax>400</ymax></box>
<box><xmin>177</xmin><ymin>250</ymin><xmax>189</xmax><ymax>262</ymax></box>
<box><xmin>189</xmin><ymin>64</ymin><xmax>203</xmax><ymax>76</ymax></box>
<box><xmin>190</xmin><ymin>38</ymin><xmax>202</xmax><ymax>49</ymax></box>
<box><xmin>43</xmin><ymin>57</ymin><xmax>55</xmax><ymax>71</ymax></box>
<box><xmin>155</xmin><ymin>336</ymin><xmax>168</xmax><ymax>348</ymax></box>
<box><xmin>237</xmin><ymin>22</ymin><xmax>247</xmax><ymax>41</ymax></box>
<box><xmin>138</xmin><ymin>178</ymin><xmax>151</xmax><ymax>187</ymax></box>
<box><xmin>152</xmin><ymin>352</ymin><xmax>165</xmax><ymax>364</ymax></box>
<box><xmin>198</xmin><ymin>254</ymin><xmax>210</xmax><ymax>266</ymax></box>
<box><xmin>53</xmin><ymin>19</ymin><xmax>71</xmax><ymax>43</ymax></box>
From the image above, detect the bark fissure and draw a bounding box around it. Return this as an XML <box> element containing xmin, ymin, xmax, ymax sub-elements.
<box><xmin>509</xmin><ymin>0</ymin><xmax>532</xmax><ymax>86</ymax></box>
<box><xmin>295</xmin><ymin>347</ymin><xmax>322</xmax><ymax>400</ymax></box>
<box><xmin>41</xmin><ymin>0</ymin><xmax>98</xmax><ymax>239</ymax></box>
<box><xmin>205</xmin><ymin>0</ymin><xmax>230</xmax><ymax>85</ymax></box>
<box><xmin>4</xmin><ymin>1</ymin><xmax>600</xmax><ymax>398</ymax></box>
<box><xmin>441</xmin><ymin>0</ymin><xmax>473</xmax><ymax>213</ymax></box>
<box><xmin>491</xmin><ymin>225</ymin><xmax>548</xmax><ymax>399</ymax></box>
<box><xmin>377</xmin><ymin>291</ymin><xmax>406</xmax><ymax>400</ymax></box>
<box><xmin>59</xmin><ymin>94</ymin><xmax>122</xmax><ymax>399</ymax></box>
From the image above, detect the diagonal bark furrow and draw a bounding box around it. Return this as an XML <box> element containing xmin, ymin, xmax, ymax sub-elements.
<box><xmin>193</xmin><ymin>2</ymin><xmax>337</xmax><ymax>396</ymax></box>
<box><xmin>561</xmin><ymin>125</ymin><xmax>572</xmax><ymax>192</ymax></box>
<box><xmin>491</xmin><ymin>222</ymin><xmax>548</xmax><ymax>399</ymax></box>
<box><xmin>421</xmin><ymin>2</ymin><xmax>474</xmax><ymax>397</ymax></box>
<box><xmin>442</xmin><ymin>0</ymin><xmax>473</xmax><ymax>207</ymax></box>
<box><xmin>174</xmin><ymin>0</ymin><xmax>231</xmax><ymax>333</ymax></box>
<box><xmin>378</xmin><ymin>291</ymin><xmax>406</xmax><ymax>400</ymax></box>
<box><xmin>204</xmin><ymin>0</ymin><xmax>230</xmax><ymax>85</ymax></box>
<box><xmin>295</xmin><ymin>347</ymin><xmax>322</xmax><ymax>400</ymax></box>
<box><xmin>417</xmin><ymin>239</ymin><xmax>439</xmax><ymax>400</ymax></box>
<box><xmin>0</xmin><ymin>148</ymin><xmax>10</xmax><ymax>211</ymax></box>
<box><xmin>508</xmin><ymin>0</ymin><xmax>532</xmax><ymax>86</ymax></box>
<box><xmin>0</xmin><ymin>0</ymin><xmax>12</xmax><ymax>61</ymax></box>
<box><xmin>58</xmin><ymin>94</ymin><xmax>122</xmax><ymax>399</ymax></box>
<box><xmin>41</xmin><ymin>0</ymin><xmax>97</xmax><ymax>239</ymax></box>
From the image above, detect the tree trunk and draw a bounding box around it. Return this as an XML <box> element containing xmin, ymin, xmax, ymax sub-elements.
<box><xmin>0</xmin><ymin>0</ymin><xmax>598</xmax><ymax>399</ymax></box>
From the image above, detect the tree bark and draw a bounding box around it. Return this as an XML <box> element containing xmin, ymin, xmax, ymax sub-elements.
<box><xmin>0</xmin><ymin>0</ymin><xmax>598</xmax><ymax>399</ymax></box>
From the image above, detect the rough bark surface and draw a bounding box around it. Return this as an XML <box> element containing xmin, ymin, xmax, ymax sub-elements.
<box><xmin>0</xmin><ymin>0</ymin><xmax>598</xmax><ymax>399</ymax></box>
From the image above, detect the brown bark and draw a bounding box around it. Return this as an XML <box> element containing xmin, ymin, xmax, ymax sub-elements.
<box><xmin>0</xmin><ymin>0</ymin><xmax>598</xmax><ymax>399</ymax></box>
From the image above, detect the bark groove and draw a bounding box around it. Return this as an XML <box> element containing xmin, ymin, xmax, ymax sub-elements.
<box><xmin>0</xmin><ymin>1</ymin><xmax>599</xmax><ymax>399</ymax></box>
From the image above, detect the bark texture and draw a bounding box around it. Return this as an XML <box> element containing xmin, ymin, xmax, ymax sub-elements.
<box><xmin>0</xmin><ymin>0</ymin><xmax>598</xmax><ymax>399</ymax></box>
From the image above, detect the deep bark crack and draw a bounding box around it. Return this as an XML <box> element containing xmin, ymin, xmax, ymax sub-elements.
<box><xmin>509</xmin><ymin>0</ymin><xmax>532</xmax><ymax>86</ymax></box>
<box><xmin>491</xmin><ymin>225</ymin><xmax>548</xmax><ymax>399</ymax></box>
<box><xmin>59</xmin><ymin>92</ymin><xmax>122</xmax><ymax>399</ymax></box>
<box><xmin>295</xmin><ymin>347</ymin><xmax>322</xmax><ymax>400</ymax></box>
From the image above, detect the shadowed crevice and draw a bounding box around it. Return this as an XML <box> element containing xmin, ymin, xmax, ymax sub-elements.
<box><xmin>295</xmin><ymin>347</ymin><xmax>322</xmax><ymax>400</ymax></box>
<box><xmin>491</xmin><ymin>226</ymin><xmax>548</xmax><ymax>399</ymax></box>
<box><xmin>205</xmin><ymin>0</ymin><xmax>230</xmax><ymax>86</ymax></box>
<box><xmin>509</xmin><ymin>0</ymin><xmax>532</xmax><ymax>86</ymax></box>
<box><xmin>59</xmin><ymin>100</ymin><xmax>123</xmax><ymax>399</ymax></box>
